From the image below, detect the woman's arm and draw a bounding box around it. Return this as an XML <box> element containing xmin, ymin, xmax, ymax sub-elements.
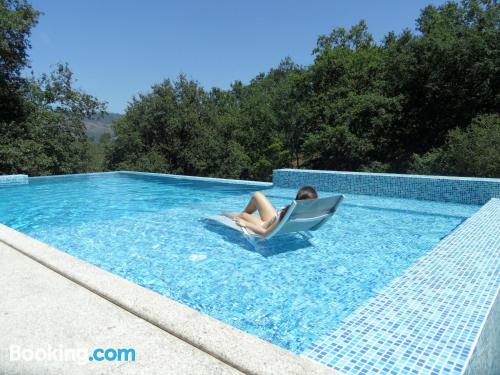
<box><xmin>234</xmin><ymin>217</ymin><xmax>266</xmax><ymax>235</ymax></box>
<box><xmin>234</xmin><ymin>216</ymin><xmax>280</xmax><ymax>236</ymax></box>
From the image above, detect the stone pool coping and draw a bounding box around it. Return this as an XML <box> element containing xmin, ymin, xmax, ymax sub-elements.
<box><xmin>0</xmin><ymin>242</ymin><xmax>242</xmax><ymax>375</ymax></box>
<box><xmin>0</xmin><ymin>224</ymin><xmax>336</xmax><ymax>375</ymax></box>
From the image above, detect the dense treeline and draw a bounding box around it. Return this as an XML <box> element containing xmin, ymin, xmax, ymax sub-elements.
<box><xmin>108</xmin><ymin>0</ymin><xmax>499</xmax><ymax>179</ymax></box>
<box><xmin>1</xmin><ymin>0</ymin><xmax>499</xmax><ymax>179</ymax></box>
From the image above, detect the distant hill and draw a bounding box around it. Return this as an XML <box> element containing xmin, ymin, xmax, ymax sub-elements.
<box><xmin>84</xmin><ymin>113</ymin><xmax>122</xmax><ymax>142</ymax></box>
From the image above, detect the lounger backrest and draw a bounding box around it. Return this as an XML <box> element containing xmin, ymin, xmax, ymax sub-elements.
<box><xmin>265</xmin><ymin>195</ymin><xmax>343</xmax><ymax>239</ymax></box>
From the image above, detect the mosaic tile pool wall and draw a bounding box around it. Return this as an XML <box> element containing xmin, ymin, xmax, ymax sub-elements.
<box><xmin>273</xmin><ymin>169</ymin><xmax>500</xmax><ymax>205</ymax></box>
<box><xmin>272</xmin><ymin>169</ymin><xmax>500</xmax><ymax>374</ymax></box>
<box><xmin>464</xmin><ymin>293</ymin><xmax>500</xmax><ymax>375</ymax></box>
<box><xmin>301</xmin><ymin>198</ymin><xmax>499</xmax><ymax>374</ymax></box>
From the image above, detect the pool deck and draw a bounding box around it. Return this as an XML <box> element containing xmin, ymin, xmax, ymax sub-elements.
<box><xmin>0</xmin><ymin>229</ymin><xmax>336</xmax><ymax>375</ymax></box>
<box><xmin>0</xmin><ymin>242</ymin><xmax>241</xmax><ymax>375</ymax></box>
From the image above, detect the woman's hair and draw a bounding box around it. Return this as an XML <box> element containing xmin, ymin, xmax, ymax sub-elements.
<box><xmin>295</xmin><ymin>186</ymin><xmax>318</xmax><ymax>200</ymax></box>
<box><xmin>279</xmin><ymin>186</ymin><xmax>318</xmax><ymax>221</ymax></box>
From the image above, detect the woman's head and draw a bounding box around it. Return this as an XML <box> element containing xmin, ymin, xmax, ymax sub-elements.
<box><xmin>279</xmin><ymin>186</ymin><xmax>318</xmax><ymax>221</ymax></box>
<box><xmin>295</xmin><ymin>186</ymin><xmax>318</xmax><ymax>200</ymax></box>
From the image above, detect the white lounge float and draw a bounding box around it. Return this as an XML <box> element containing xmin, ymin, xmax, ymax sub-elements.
<box><xmin>209</xmin><ymin>195</ymin><xmax>344</xmax><ymax>244</ymax></box>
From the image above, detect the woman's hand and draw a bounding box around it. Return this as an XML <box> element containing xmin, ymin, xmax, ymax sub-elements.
<box><xmin>234</xmin><ymin>216</ymin><xmax>269</xmax><ymax>236</ymax></box>
<box><xmin>234</xmin><ymin>217</ymin><xmax>246</xmax><ymax>227</ymax></box>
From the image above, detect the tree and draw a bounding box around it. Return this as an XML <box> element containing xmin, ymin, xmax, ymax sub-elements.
<box><xmin>0</xmin><ymin>0</ymin><xmax>39</xmax><ymax>123</ymax></box>
<box><xmin>231</xmin><ymin>59</ymin><xmax>297</xmax><ymax>179</ymax></box>
<box><xmin>1</xmin><ymin>0</ymin><xmax>106</xmax><ymax>176</ymax></box>
<box><xmin>301</xmin><ymin>21</ymin><xmax>402</xmax><ymax>171</ymax></box>
<box><xmin>411</xmin><ymin>114</ymin><xmax>500</xmax><ymax>177</ymax></box>
<box><xmin>108</xmin><ymin>75</ymin><xmax>243</xmax><ymax>177</ymax></box>
<box><xmin>0</xmin><ymin>63</ymin><xmax>106</xmax><ymax>175</ymax></box>
<box><xmin>382</xmin><ymin>0</ymin><xmax>500</xmax><ymax>166</ymax></box>
<box><xmin>6</xmin><ymin>0</ymin><xmax>497</xmax><ymax>179</ymax></box>
<box><xmin>301</xmin><ymin>1</ymin><xmax>499</xmax><ymax>173</ymax></box>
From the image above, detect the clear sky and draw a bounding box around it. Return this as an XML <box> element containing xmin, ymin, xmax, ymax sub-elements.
<box><xmin>28</xmin><ymin>0</ymin><xmax>447</xmax><ymax>113</ymax></box>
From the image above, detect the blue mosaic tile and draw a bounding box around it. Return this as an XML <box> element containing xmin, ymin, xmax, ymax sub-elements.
<box><xmin>302</xmin><ymin>198</ymin><xmax>500</xmax><ymax>375</ymax></box>
<box><xmin>273</xmin><ymin>169</ymin><xmax>500</xmax><ymax>205</ymax></box>
<box><xmin>0</xmin><ymin>174</ymin><xmax>28</xmax><ymax>186</ymax></box>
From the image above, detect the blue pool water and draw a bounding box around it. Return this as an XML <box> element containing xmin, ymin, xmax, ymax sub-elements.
<box><xmin>0</xmin><ymin>172</ymin><xmax>480</xmax><ymax>353</ymax></box>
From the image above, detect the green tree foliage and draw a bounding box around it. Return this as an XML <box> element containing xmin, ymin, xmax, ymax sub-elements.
<box><xmin>0</xmin><ymin>0</ymin><xmax>39</xmax><ymax>123</ymax></box>
<box><xmin>2</xmin><ymin>0</ymin><xmax>499</xmax><ymax>179</ymax></box>
<box><xmin>108</xmin><ymin>76</ymin><xmax>251</xmax><ymax>177</ymax></box>
<box><xmin>411</xmin><ymin>114</ymin><xmax>500</xmax><ymax>177</ymax></box>
<box><xmin>0</xmin><ymin>0</ymin><xmax>106</xmax><ymax>175</ymax></box>
<box><xmin>0</xmin><ymin>63</ymin><xmax>105</xmax><ymax>175</ymax></box>
<box><xmin>110</xmin><ymin>1</ymin><xmax>498</xmax><ymax>180</ymax></box>
<box><xmin>229</xmin><ymin>59</ymin><xmax>298</xmax><ymax>179</ymax></box>
<box><xmin>302</xmin><ymin>21</ymin><xmax>402</xmax><ymax>171</ymax></box>
<box><xmin>381</xmin><ymin>0</ymin><xmax>500</xmax><ymax>165</ymax></box>
<box><xmin>108</xmin><ymin>66</ymin><xmax>299</xmax><ymax>180</ymax></box>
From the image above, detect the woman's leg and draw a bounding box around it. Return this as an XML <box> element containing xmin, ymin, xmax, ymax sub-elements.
<box><xmin>240</xmin><ymin>192</ymin><xmax>277</xmax><ymax>222</ymax></box>
<box><xmin>238</xmin><ymin>212</ymin><xmax>263</xmax><ymax>226</ymax></box>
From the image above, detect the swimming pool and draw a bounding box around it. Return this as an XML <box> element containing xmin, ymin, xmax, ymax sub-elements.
<box><xmin>0</xmin><ymin>172</ymin><xmax>480</xmax><ymax>354</ymax></box>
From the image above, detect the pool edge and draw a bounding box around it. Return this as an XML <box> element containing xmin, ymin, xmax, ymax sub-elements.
<box><xmin>0</xmin><ymin>224</ymin><xmax>338</xmax><ymax>375</ymax></box>
<box><xmin>273</xmin><ymin>169</ymin><xmax>500</xmax><ymax>204</ymax></box>
<box><xmin>302</xmin><ymin>198</ymin><xmax>500</xmax><ymax>374</ymax></box>
<box><xmin>2</xmin><ymin>170</ymin><xmax>498</xmax><ymax>374</ymax></box>
<box><xmin>25</xmin><ymin>170</ymin><xmax>274</xmax><ymax>187</ymax></box>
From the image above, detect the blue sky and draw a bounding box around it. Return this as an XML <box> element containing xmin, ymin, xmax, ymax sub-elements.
<box><xmin>29</xmin><ymin>0</ymin><xmax>447</xmax><ymax>113</ymax></box>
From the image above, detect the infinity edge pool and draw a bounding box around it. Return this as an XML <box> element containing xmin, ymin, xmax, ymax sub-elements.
<box><xmin>1</xmin><ymin>170</ymin><xmax>499</xmax><ymax>375</ymax></box>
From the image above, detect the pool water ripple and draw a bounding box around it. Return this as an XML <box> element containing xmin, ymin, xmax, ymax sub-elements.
<box><xmin>0</xmin><ymin>173</ymin><xmax>480</xmax><ymax>353</ymax></box>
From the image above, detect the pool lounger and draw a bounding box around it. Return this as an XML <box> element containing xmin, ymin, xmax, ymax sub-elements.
<box><xmin>209</xmin><ymin>195</ymin><xmax>344</xmax><ymax>241</ymax></box>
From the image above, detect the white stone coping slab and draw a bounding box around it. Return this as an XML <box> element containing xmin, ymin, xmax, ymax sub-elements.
<box><xmin>0</xmin><ymin>242</ymin><xmax>242</xmax><ymax>375</ymax></box>
<box><xmin>0</xmin><ymin>224</ymin><xmax>338</xmax><ymax>375</ymax></box>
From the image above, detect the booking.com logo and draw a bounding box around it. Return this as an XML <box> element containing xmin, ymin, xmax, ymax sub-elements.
<box><xmin>88</xmin><ymin>348</ymin><xmax>136</xmax><ymax>362</ymax></box>
<box><xmin>9</xmin><ymin>345</ymin><xmax>136</xmax><ymax>364</ymax></box>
